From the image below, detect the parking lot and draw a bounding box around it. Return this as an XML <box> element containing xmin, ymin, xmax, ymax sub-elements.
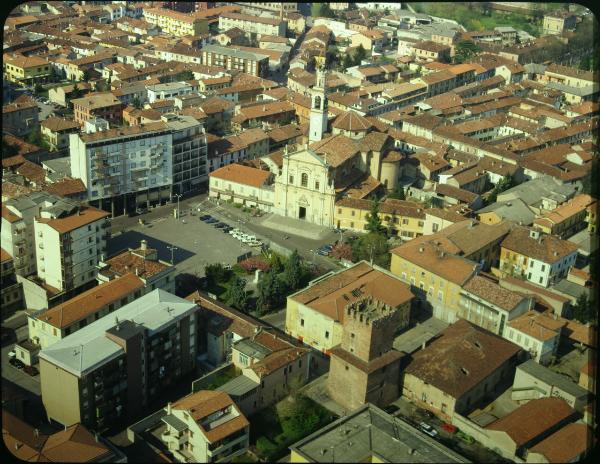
<box><xmin>107</xmin><ymin>213</ymin><xmax>254</xmax><ymax>281</ymax></box>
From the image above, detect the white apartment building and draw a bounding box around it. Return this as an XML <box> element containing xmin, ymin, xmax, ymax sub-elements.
<box><xmin>70</xmin><ymin>122</ymin><xmax>174</xmax><ymax>216</ymax></box>
<box><xmin>504</xmin><ymin>311</ymin><xmax>564</xmax><ymax>365</ymax></box>
<box><xmin>146</xmin><ymin>82</ymin><xmax>195</xmax><ymax>104</ymax></box>
<box><xmin>218</xmin><ymin>12</ymin><xmax>286</xmax><ymax>38</ymax></box>
<box><xmin>1</xmin><ymin>192</ymin><xmax>69</xmax><ymax>278</ymax></box>
<box><xmin>34</xmin><ymin>202</ymin><xmax>110</xmax><ymax>292</ymax></box>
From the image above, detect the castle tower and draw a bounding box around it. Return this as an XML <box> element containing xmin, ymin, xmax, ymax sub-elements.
<box><xmin>309</xmin><ymin>57</ymin><xmax>328</xmax><ymax>143</ymax></box>
<box><xmin>327</xmin><ymin>296</ymin><xmax>408</xmax><ymax>411</ymax></box>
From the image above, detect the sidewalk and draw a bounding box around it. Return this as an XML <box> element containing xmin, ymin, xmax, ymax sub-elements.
<box><xmin>259</xmin><ymin>214</ymin><xmax>332</xmax><ymax>241</ymax></box>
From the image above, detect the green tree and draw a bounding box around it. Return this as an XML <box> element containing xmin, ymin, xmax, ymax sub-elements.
<box><xmin>204</xmin><ymin>263</ymin><xmax>229</xmax><ymax>287</ymax></box>
<box><xmin>341</xmin><ymin>54</ymin><xmax>354</xmax><ymax>70</ymax></box>
<box><xmin>282</xmin><ymin>250</ymin><xmax>302</xmax><ymax>291</ymax></box>
<box><xmin>179</xmin><ymin>70</ymin><xmax>194</xmax><ymax>81</ymax></box>
<box><xmin>572</xmin><ymin>293</ymin><xmax>594</xmax><ymax>325</ymax></box>
<box><xmin>26</xmin><ymin>129</ymin><xmax>50</xmax><ymax>150</ymax></box>
<box><xmin>226</xmin><ymin>276</ymin><xmax>248</xmax><ymax>312</ymax></box>
<box><xmin>351</xmin><ymin>233</ymin><xmax>390</xmax><ymax>268</ymax></box>
<box><xmin>454</xmin><ymin>40</ymin><xmax>481</xmax><ymax>63</ymax></box>
<box><xmin>365</xmin><ymin>200</ymin><xmax>386</xmax><ymax>235</ymax></box>
<box><xmin>388</xmin><ymin>185</ymin><xmax>406</xmax><ymax>200</ymax></box>
<box><xmin>257</xmin><ymin>269</ymin><xmax>284</xmax><ymax>313</ymax></box>
<box><xmin>311</xmin><ymin>3</ymin><xmax>334</xmax><ymax>18</ymax></box>
<box><xmin>132</xmin><ymin>95</ymin><xmax>142</xmax><ymax>109</ymax></box>
<box><xmin>354</xmin><ymin>44</ymin><xmax>367</xmax><ymax>65</ymax></box>
<box><xmin>486</xmin><ymin>174</ymin><xmax>516</xmax><ymax>205</ymax></box>
<box><xmin>33</xmin><ymin>83</ymin><xmax>43</xmax><ymax>96</ymax></box>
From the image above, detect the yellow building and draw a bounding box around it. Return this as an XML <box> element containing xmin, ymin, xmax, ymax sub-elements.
<box><xmin>143</xmin><ymin>8</ymin><xmax>208</xmax><ymax>37</ymax></box>
<box><xmin>335</xmin><ymin>197</ymin><xmax>425</xmax><ymax>240</ymax></box>
<box><xmin>285</xmin><ymin>261</ymin><xmax>413</xmax><ymax>354</ymax></box>
<box><xmin>533</xmin><ymin>194</ymin><xmax>595</xmax><ymax>239</ymax></box>
<box><xmin>390</xmin><ymin>240</ymin><xmax>478</xmax><ymax>323</ymax></box>
<box><xmin>3</xmin><ymin>54</ymin><xmax>52</xmax><ymax>85</ymax></box>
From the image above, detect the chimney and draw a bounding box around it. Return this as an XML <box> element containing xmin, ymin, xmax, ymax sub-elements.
<box><xmin>94</xmin><ymin>433</ymin><xmax>99</xmax><ymax>443</ymax></box>
<box><xmin>421</xmin><ymin>341</ymin><xmax>427</xmax><ymax>350</ymax></box>
<box><xmin>167</xmin><ymin>402</ymin><xmax>172</xmax><ymax>414</ymax></box>
<box><xmin>141</xmin><ymin>239</ymin><xmax>147</xmax><ymax>251</ymax></box>
<box><xmin>34</xmin><ymin>429</ymin><xmax>39</xmax><ymax>438</ymax></box>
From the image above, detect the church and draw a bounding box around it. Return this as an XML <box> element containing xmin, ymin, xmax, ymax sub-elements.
<box><xmin>273</xmin><ymin>61</ymin><xmax>405</xmax><ymax>228</ymax></box>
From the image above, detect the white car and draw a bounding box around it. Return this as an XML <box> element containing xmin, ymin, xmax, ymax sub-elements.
<box><xmin>419</xmin><ymin>422</ymin><xmax>438</xmax><ymax>438</ymax></box>
<box><xmin>8</xmin><ymin>350</ymin><xmax>16</xmax><ymax>359</ymax></box>
<box><xmin>248</xmin><ymin>240</ymin><xmax>263</xmax><ymax>247</ymax></box>
<box><xmin>229</xmin><ymin>228</ymin><xmax>240</xmax><ymax>235</ymax></box>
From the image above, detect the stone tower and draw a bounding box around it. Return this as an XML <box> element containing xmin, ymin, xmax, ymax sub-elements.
<box><xmin>309</xmin><ymin>57</ymin><xmax>328</xmax><ymax>143</ymax></box>
<box><xmin>327</xmin><ymin>296</ymin><xmax>406</xmax><ymax>412</ymax></box>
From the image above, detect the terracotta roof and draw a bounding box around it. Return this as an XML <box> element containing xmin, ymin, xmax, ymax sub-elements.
<box><xmin>2</xmin><ymin>204</ymin><xmax>21</xmax><ymax>223</ymax></box>
<box><xmin>434</xmin><ymin>183</ymin><xmax>479</xmax><ymax>203</ymax></box>
<box><xmin>171</xmin><ymin>390</ymin><xmax>249</xmax><ymax>443</ymax></box>
<box><xmin>71</xmin><ymin>92</ymin><xmax>121</xmax><ymax>110</ymax></box>
<box><xmin>309</xmin><ymin>134</ymin><xmax>359</xmax><ymax>168</ymax></box>
<box><xmin>406</xmin><ymin>319</ymin><xmax>521</xmax><ymax>398</ymax></box>
<box><xmin>16</xmin><ymin>161</ymin><xmax>46</xmax><ymax>185</ymax></box>
<box><xmin>529</xmin><ymin>423</ymin><xmax>594</xmax><ymax>463</ymax></box>
<box><xmin>508</xmin><ymin>311</ymin><xmax>566</xmax><ymax>342</ymax></box>
<box><xmin>332</xmin><ymin>111</ymin><xmax>373</xmax><ymax>132</ymax></box>
<box><xmin>463</xmin><ymin>275</ymin><xmax>528</xmax><ymax>312</ymax></box>
<box><xmin>37</xmin><ymin>274</ymin><xmax>144</xmax><ymax>329</ymax></box>
<box><xmin>36</xmin><ymin>206</ymin><xmax>109</xmax><ymax>234</ymax></box>
<box><xmin>486</xmin><ymin>397</ymin><xmax>576</xmax><ymax>447</ymax></box>
<box><xmin>501</xmin><ymin>226</ymin><xmax>579</xmax><ymax>263</ymax></box>
<box><xmin>40</xmin><ymin>117</ymin><xmax>80</xmax><ymax>132</ymax></box>
<box><xmin>336</xmin><ymin>197</ymin><xmax>425</xmax><ymax>219</ymax></box>
<box><xmin>209</xmin><ymin>163</ymin><xmax>271</xmax><ymax>188</ymax></box>
<box><xmin>291</xmin><ymin>262</ymin><xmax>413</xmax><ymax>322</ymax></box>
<box><xmin>103</xmin><ymin>249</ymin><xmax>170</xmax><ymax>281</ymax></box>
<box><xmin>44</xmin><ymin>178</ymin><xmax>87</xmax><ymax>198</ymax></box>
<box><xmin>250</xmin><ymin>346</ymin><xmax>307</xmax><ymax>378</ymax></box>
<box><xmin>391</xmin><ymin>240</ymin><xmax>477</xmax><ymax>286</ymax></box>
<box><xmin>330</xmin><ymin>345</ymin><xmax>405</xmax><ymax>374</ymax></box>
<box><xmin>1</xmin><ymin>247</ymin><xmax>12</xmax><ymax>263</ymax></box>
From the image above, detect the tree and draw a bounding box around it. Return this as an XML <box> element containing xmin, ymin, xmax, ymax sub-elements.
<box><xmin>282</xmin><ymin>250</ymin><xmax>302</xmax><ymax>291</ymax></box>
<box><xmin>330</xmin><ymin>243</ymin><xmax>353</xmax><ymax>261</ymax></box>
<box><xmin>204</xmin><ymin>263</ymin><xmax>228</xmax><ymax>287</ymax></box>
<box><xmin>226</xmin><ymin>277</ymin><xmax>248</xmax><ymax>312</ymax></box>
<box><xmin>351</xmin><ymin>232</ymin><xmax>390</xmax><ymax>268</ymax></box>
<box><xmin>26</xmin><ymin>129</ymin><xmax>50</xmax><ymax>151</ymax></box>
<box><xmin>454</xmin><ymin>40</ymin><xmax>481</xmax><ymax>63</ymax></box>
<box><xmin>257</xmin><ymin>269</ymin><xmax>284</xmax><ymax>313</ymax></box>
<box><xmin>354</xmin><ymin>44</ymin><xmax>367</xmax><ymax>65</ymax></box>
<box><xmin>33</xmin><ymin>83</ymin><xmax>43</xmax><ymax>96</ymax></box>
<box><xmin>71</xmin><ymin>83</ymin><xmax>83</xmax><ymax>100</ymax></box>
<box><xmin>311</xmin><ymin>3</ymin><xmax>334</xmax><ymax>19</ymax></box>
<box><xmin>341</xmin><ymin>54</ymin><xmax>354</xmax><ymax>70</ymax></box>
<box><xmin>486</xmin><ymin>174</ymin><xmax>516</xmax><ymax>205</ymax></box>
<box><xmin>365</xmin><ymin>200</ymin><xmax>386</xmax><ymax>235</ymax></box>
<box><xmin>132</xmin><ymin>95</ymin><xmax>142</xmax><ymax>109</ymax></box>
<box><xmin>388</xmin><ymin>185</ymin><xmax>406</xmax><ymax>200</ymax></box>
<box><xmin>572</xmin><ymin>293</ymin><xmax>594</xmax><ymax>325</ymax></box>
<box><xmin>179</xmin><ymin>70</ymin><xmax>194</xmax><ymax>81</ymax></box>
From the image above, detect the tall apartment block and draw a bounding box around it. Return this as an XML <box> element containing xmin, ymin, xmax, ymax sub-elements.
<box><xmin>69</xmin><ymin>114</ymin><xmax>207</xmax><ymax>215</ymax></box>
<box><xmin>327</xmin><ymin>296</ymin><xmax>408</xmax><ymax>412</ymax></box>
<box><xmin>39</xmin><ymin>289</ymin><xmax>200</xmax><ymax>431</ymax></box>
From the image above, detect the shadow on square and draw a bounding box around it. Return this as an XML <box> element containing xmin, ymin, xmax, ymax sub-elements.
<box><xmin>107</xmin><ymin>230</ymin><xmax>195</xmax><ymax>266</ymax></box>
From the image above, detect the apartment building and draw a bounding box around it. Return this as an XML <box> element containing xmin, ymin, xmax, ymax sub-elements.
<box><xmin>504</xmin><ymin>311</ymin><xmax>565</xmax><ymax>365</ymax></box>
<box><xmin>97</xmin><ymin>240</ymin><xmax>176</xmax><ymax>293</ymax></box>
<box><xmin>201</xmin><ymin>45</ymin><xmax>269</xmax><ymax>77</ymax></box>
<box><xmin>402</xmin><ymin>319</ymin><xmax>521</xmax><ymax>421</ymax></box>
<box><xmin>41</xmin><ymin>117</ymin><xmax>81</xmax><ymax>151</ymax></box>
<box><xmin>334</xmin><ymin>198</ymin><xmax>426</xmax><ymax>239</ymax></box>
<box><xmin>285</xmin><ymin>261</ymin><xmax>414</xmax><ymax>354</ymax></box>
<box><xmin>542</xmin><ymin>12</ymin><xmax>577</xmax><ymax>35</ymax></box>
<box><xmin>2</xmin><ymin>97</ymin><xmax>39</xmax><ymax>137</ymax></box>
<box><xmin>39</xmin><ymin>289</ymin><xmax>200</xmax><ymax>430</ymax></box>
<box><xmin>219</xmin><ymin>12</ymin><xmax>286</xmax><ymax>38</ymax></box>
<box><xmin>72</xmin><ymin>93</ymin><xmax>124</xmax><ymax>127</ymax></box>
<box><xmin>143</xmin><ymin>7</ymin><xmax>208</xmax><ymax>37</ymax></box>
<box><xmin>232</xmin><ymin>101</ymin><xmax>296</xmax><ymax>131</ymax></box>
<box><xmin>533</xmin><ymin>194</ymin><xmax>595</xmax><ymax>239</ymax></box>
<box><xmin>160</xmin><ymin>391</ymin><xmax>250</xmax><ymax>462</ymax></box>
<box><xmin>34</xmin><ymin>202</ymin><xmax>110</xmax><ymax>293</ymax></box>
<box><xmin>500</xmin><ymin>228</ymin><xmax>579</xmax><ymax>288</ymax></box>
<box><xmin>70</xmin><ymin>116</ymin><xmax>205</xmax><ymax>215</ymax></box>
<box><xmin>390</xmin><ymin>240</ymin><xmax>478</xmax><ymax>323</ymax></box>
<box><xmin>1</xmin><ymin>248</ymin><xmax>24</xmax><ymax>320</ymax></box>
<box><xmin>146</xmin><ymin>81</ymin><xmax>194</xmax><ymax>104</ymax></box>
<box><xmin>1</xmin><ymin>192</ymin><xmax>69</xmax><ymax>278</ymax></box>
<box><xmin>28</xmin><ymin>273</ymin><xmax>145</xmax><ymax>349</ymax></box>
<box><xmin>48</xmin><ymin>82</ymin><xmax>93</xmax><ymax>108</ymax></box>
<box><xmin>209</xmin><ymin>164</ymin><xmax>275</xmax><ymax>212</ymax></box>
<box><xmin>3</xmin><ymin>54</ymin><xmax>52</xmax><ymax>85</ymax></box>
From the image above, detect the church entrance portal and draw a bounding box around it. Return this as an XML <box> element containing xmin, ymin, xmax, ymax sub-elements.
<box><xmin>299</xmin><ymin>206</ymin><xmax>306</xmax><ymax>220</ymax></box>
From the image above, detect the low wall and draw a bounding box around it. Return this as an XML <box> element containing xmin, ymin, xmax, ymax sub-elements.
<box><xmin>127</xmin><ymin>409</ymin><xmax>167</xmax><ymax>443</ymax></box>
<box><xmin>191</xmin><ymin>363</ymin><xmax>235</xmax><ymax>393</ymax></box>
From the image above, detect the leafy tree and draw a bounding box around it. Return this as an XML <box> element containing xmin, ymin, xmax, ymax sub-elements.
<box><xmin>179</xmin><ymin>70</ymin><xmax>194</xmax><ymax>81</ymax></box>
<box><xmin>257</xmin><ymin>269</ymin><xmax>284</xmax><ymax>313</ymax></box>
<box><xmin>351</xmin><ymin>232</ymin><xmax>390</xmax><ymax>268</ymax></box>
<box><xmin>81</xmin><ymin>69</ymin><xmax>91</xmax><ymax>82</ymax></box>
<box><xmin>487</xmin><ymin>174</ymin><xmax>516</xmax><ymax>205</ymax></box>
<box><xmin>572</xmin><ymin>293</ymin><xmax>594</xmax><ymax>325</ymax></box>
<box><xmin>2</xmin><ymin>136</ymin><xmax>20</xmax><ymax>158</ymax></box>
<box><xmin>282</xmin><ymin>250</ymin><xmax>302</xmax><ymax>291</ymax></box>
<box><xmin>132</xmin><ymin>96</ymin><xmax>142</xmax><ymax>109</ymax></box>
<box><xmin>311</xmin><ymin>3</ymin><xmax>334</xmax><ymax>18</ymax></box>
<box><xmin>33</xmin><ymin>83</ymin><xmax>44</xmax><ymax>96</ymax></box>
<box><xmin>204</xmin><ymin>263</ymin><xmax>229</xmax><ymax>287</ymax></box>
<box><xmin>330</xmin><ymin>243</ymin><xmax>353</xmax><ymax>261</ymax></box>
<box><xmin>388</xmin><ymin>185</ymin><xmax>406</xmax><ymax>200</ymax></box>
<box><xmin>454</xmin><ymin>40</ymin><xmax>481</xmax><ymax>63</ymax></box>
<box><xmin>365</xmin><ymin>200</ymin><xmax>386</xmax><ymax>235</ymax></box>
<box><xmin>26</xmin><ymin>130</ymin><xmax>50</xmax><ymax>151</ymax></box>
<box><xmin>226</xmin><ymin>276</ymin><xmax>248</xmax><ymax>312</ymax></box>
<box><xmin>354</xmin><ymin>44</ymin><xmax>367</xmax><ymax>65</ymax></box>
<box><xmin>269</xmin><ymin>253</ymin><xmax>284</xmax><ymax>273</ymax></box>
<box><xmin>341</xmin><ymin>54</ymin><xmax>354</xmax><ymax>70</ymax></box>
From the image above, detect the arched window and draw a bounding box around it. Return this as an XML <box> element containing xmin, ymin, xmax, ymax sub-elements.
<box><xmin>313</xmin><ymin>96</ymin><xmax>321</xmax><ymax>110</ymax></box>
<box><xmin>301</xmin><ymin>173</ymin><xmax>308</xmax><ymax>187</ymax></box>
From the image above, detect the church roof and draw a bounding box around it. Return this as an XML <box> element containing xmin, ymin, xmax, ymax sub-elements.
<box><xmin>332</xmin><ymin>110</ymin><xmax>373</xmax><ymax>132</ymax></box>
<box><xmin>309</xmin><ymin>134</ymin><xmax>359</xmax><ymax>167</ymax></box>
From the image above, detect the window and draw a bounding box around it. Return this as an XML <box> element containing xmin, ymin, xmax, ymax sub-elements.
<box><xmin>351</xmin><ymin>210</ymin><xmax>355</xmax><ymax>216</ymax></box>
<box><xmin>338</xmin><ymin>208</ymin><xmax>342</xmax><ymax>214</ymax></box>
<box><xmin>539</xmin><ymin>276</ymin><xmax>543</xmax><ymax>284</ymax></box>
<box><xmin>345</xmin><ymin>365</ymin><xmax>349</xmax><ymax>371</ymax></box>
<box><xmin>315</xmin><ymin>181</ymin><xmax>320</xmax><ymax>189</ymax></box>
<box><xmin>325</xmin><ymin>331</ymin><xmax>329</xmax><ymax>339</ymax></box>
<box><xmin>301</xmin><ymin>173</ymin><xmax>308</xmax><ymax>187</ymax></box>
<box><xmin>289</xmin><ymin>175</ymin><xmax>294</xmax><ymax>184</ymax></box>
<box><xmin>239</xmin><ymin>353</ymin><xmax>249</xmax><ymax>366</ymax></box>
<box><xmin>541</xmin><ymin>264</ymin><xmax>546</xmax><ymax>272</ymax></box>
<box><xmin>300</xmin><ymin>319</ymin><xmax>304</xmax><ymax>327</ymax></box>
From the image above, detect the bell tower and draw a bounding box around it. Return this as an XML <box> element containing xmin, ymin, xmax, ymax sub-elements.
<box><xmin>309</xmin><ymin>56</ymin><xmax>328</xmax><ymax>143</ymax></box>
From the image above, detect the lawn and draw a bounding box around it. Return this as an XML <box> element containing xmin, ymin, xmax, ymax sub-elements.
<box><xmin>249</xmin><ymin>395</ymin><xmax>336</xmax><ymax>462</ymax></box>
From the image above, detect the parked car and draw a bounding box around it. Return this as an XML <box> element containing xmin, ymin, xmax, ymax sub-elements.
<box><xmin>206</xmin><ymin>218</ymin><xmax>219</xmax><ymax>224</ymax></box>
<box><xmin>442</xmin><ymin>423</ymin><xmax>458</xmax><ymax>434</ymax></box>
<box><xmin>222</xmin><ymin>226</ymin><xmax>233</xmax><ymax>233</ymax></box>
<box><xmin>9</xmin><ymin>358</ymin><xmax>25</xmax><ymax>370</ymax></box>
<box><xmin>384</xmin><ymin>404</ymin><xmax>400</xmax><ymax>415</ymax></box>
<box><xmin>199</xmin><ymin>214</ymin><xmax>211</xmax><ymax>221</ymax></box>
<box><xmin>213</xmin><ymin>222</ymin><xmax>227</xmax><ymax>228</ymax></box>
<box><xmin>8</xmin><ymin>350</ymin><xmax>16</xmax><ymax>359</ymax></box>
<box><xmin>456</xmin><ymin>431</ymin><xmax>474</xmax><ymax>444</ymax></box>
<box><xmin>23</xmin><ymin>365</ymin><xmax>39</xmax><ymax>376</ymax></box>
<box><xmin>419</xmin><ymin>422</ymin><xmax>438</xmax><ymax>438</ymax></box>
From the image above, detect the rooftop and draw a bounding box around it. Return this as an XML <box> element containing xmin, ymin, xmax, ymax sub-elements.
<box><xmin>290</xmin><ymin>404</ymin><xmax>468</xmax><ymax>463</ymax></box>
<box><xmin>39</xmin><ymin>290</ymin><xmax>197</xmax><ymax>377</ymax></box>
<box><xmin>209</xmin><ymin>163</ymin><xmax>272</xmax><ymax>188</ymax></box>
<box><xmin>501</xmin><ymin>227</ymin><xmax>579</xmax><ymax>263</ymax></box>
<box><xmin>528</xmin><ymin>423</ymin><xmax>593</xmax><ymax>463</ymax></box>
<box><xmin>517</xmin><ymin>360</ymin><xmax>588</xmax><ymax>399</ymax></box>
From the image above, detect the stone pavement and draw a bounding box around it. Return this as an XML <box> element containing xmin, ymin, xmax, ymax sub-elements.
<box><xmin>258</xmin><ymin>214</ymin><xmax>333</xmax><ymax>241</ymax></box>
